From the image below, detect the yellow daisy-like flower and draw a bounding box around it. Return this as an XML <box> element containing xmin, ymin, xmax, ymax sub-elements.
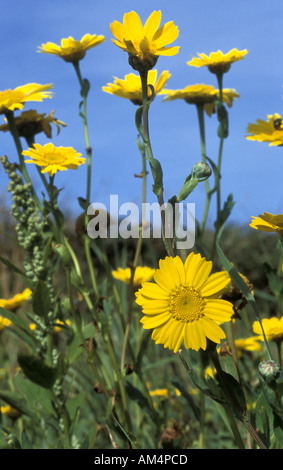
<box><xmin>22</xmin><ymin>142</ymin><xmax>85</xmax><ymax>177</ymax></box>
<box><xmin>250</xmin><ymin>212</ymin><xmax>283</xmax><ymax>237</ymax></box>
<box><xmin>160</xmin><ymin>84</ymin><xmax>239</xmax><ymax>116</ymax></box>
<box><xmin>187</xmin><ymin>48</ymin><xmax>248</xmax><ymax>74</ymax></box>
<box><xmin>246</xmin><ymin>113</ymin><xmax>283</xmax><ymax>147</ymax></box>
<box><xmin>0</xmin><ymin>109</ymin><xmax>66</xmax><ymax>139</ymax></box>
<box><xmin>135</xmin><ymin>253</ymin><xmax>234</xmax><ymax>352</ymax></box>
<box><xmin>0</xmin><ymin>316</ymin><xmax>12</xmax><ymax>333</ymax></box>
<box><xmin>232</xmin><ymin>337</ymin><xmax>262</xmax><ymax>358</ymax></box>
<box><xmin>110</xmin><ymin>10</ymin><xmax>179</xmax><ymax>71</ymax></box>
<box><xmin>38</xmin><ymin>33</ymin><xmax>105</xmax><ymax>62</ymax></box>
<box><xmin>0</xmin><ymin>288</ymin><xmax>32</xmax><ymax>312</ymax></box>
<box><xmin>112</xmin><ymin>266</ymin><xmax>156</xmax><ymax>286</ymax></box>
<box><xmin>0</xmin><ymin>83</ymin><xmax>53</xmax><ymax>114</ymax></box>
<box><xmin>102</xmin><ymin>69</ymin><xmax>171</xmax><ymax>105</ymax></box>
<box><xmin>0</xmin><ymin>404</ymin><xmax>21</xmax><ymax>419</ymax></box>
<box><xmin>253</xmin><ymin>316</ymin><xmax>283</xmax><ymax>343</ymax></box>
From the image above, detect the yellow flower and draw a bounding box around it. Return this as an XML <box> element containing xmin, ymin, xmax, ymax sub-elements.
<box><xmin>0</xmin><ymin>316</ymin><xmax>12</xmax><ymax>333</ymax></box>
<box><xmin>110</xmin><ymin>10</ymin><xmax>179</xmax><ymax>71</ymax></box>
<box><xmin>135</xmin><ymin>252</ymin><xmax>234</xmax><ymax>352</ymax></box>
<box><xmin>102</xmin><ymin>69</ymin><xmax>171</xmax><ymax>105</ymax></box>
<box><xmin>0</xmin><ymin>83</ymin><xmax>53</xmax><ymax>114</ymax></box>
<box><xmin>160</xmin><ymin>84</ymin><xmax>239</xmax><ymax>116</ymax></box>
<box><xmin>112</xmin><ymin>266</ymin><xmax>156</xmax><ymax>286</ymax></box>
<box><xmin>253</xmin><ymin>316</ymin><xmax>283</xmax><ymax>343</ymax></box>
<box><xmin>0</xmin><ymin>109</ymin><xmax>66</xmax><ymax>139</ymax></box>
<box><xmin>29</xmin><ymin>319</ymin><xmax>71</xmax><ymax>334</ymax></box>
<box><xmin>149</xmin><ymin>388</ymin><xmax>169</xmax><ymax>398</ymax></box>
<box><xmin>234</xmin><ymin>337</ymin><xmax>262</xmax><ymax>357</ymax></box>
<box><xmin>22</xmin><ymin>142</ymin><xmax>85</xmax><ymax>177</ymax></box>
<box><xmin>0</xmin><ymin>288</ymin><xmax>32</xmax><ymax>312</ymax></box>
<box><xmin>38</xmin><ymin>34</ymin><xmax>105</xmax><ymax>62</ymax></box>
<box><xmin>187</xmin><ymin>48</ymin><xmax>248</xmax><ymax>74</ymax></box>
<box><xmin>0</xmin><ymin>405</ymin><xmax>21</xmax><ymax>419</ymax></box>
<box><xmin>250</xmin><ymin>212</ymin><xmax>283</xmax><ymax>237</ymax></box>
<box><xmin>246</xmin><ymin>114</ymin><xmax>283</xmax><ymax>146</ymax></box>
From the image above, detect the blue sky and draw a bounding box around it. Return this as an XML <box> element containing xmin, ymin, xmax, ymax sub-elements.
<box><xmin>0</xmin><ymin>0</ymin><xmax>282</xmax><ymax>228</ymax></box>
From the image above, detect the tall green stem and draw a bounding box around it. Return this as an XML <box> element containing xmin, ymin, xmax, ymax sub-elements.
<box><xmin>139</xmin><ymin>70</ymin><xmax>174</xmax><ymax>257</ymax></box>
<box><xmin>72</xmin><ymin>60</ymin><xmax>92</xmax><ymax>207</ymax></box>
<box><xmin>196</xmin><ymin>103</ymin><xmax>213</xmax><ymax>237</ymax></box>
<box><xmin>120</xmin><ymin>139</ymin><xmax>147</xmax><ymax>372</ymax></box>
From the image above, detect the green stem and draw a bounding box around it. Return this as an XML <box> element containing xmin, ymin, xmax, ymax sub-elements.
<box><xmin>196</xmin><ymin>103</ymin><xmax>212</xmax><ymax>237</ymax></box>
<box><xmin>139</xmin><ymin>70</ymin><xmax>174</xmax><ymax>257</ymax></box>
<box><xmin>72</xmin><ymin>60</ymin><xmax>92</xmax><ymax>208</ymax></box>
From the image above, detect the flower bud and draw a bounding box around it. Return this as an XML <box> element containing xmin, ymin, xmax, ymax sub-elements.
<box><xmin>192</xmin><ymin>161</ymin><xmax>212</xmax><ymax>180</ymax></box>
<box><xmin>259</xmin><ymin>360</ymin><xmax>281</xmax><ymax>384</ymax></box>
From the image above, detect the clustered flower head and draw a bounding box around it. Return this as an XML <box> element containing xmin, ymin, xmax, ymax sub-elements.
<box><xmin>102</xmin><ymin>69</ymin><xmax>171</xmax><ymax>105</ymax></box>
<box><xmin>136</xmin><ymin>252</ymin><xmax>234</xmax><ymax>352</ymax></box>
<box><xmin>38</xmin><ymin>33</ymin><xmax>105</xmax><ymax>62</ymax></box>
<box><xmin>246</xmin><ymin>113</ymin><xmax>283</xmax><ymax>147</ymax></box>
<box><xmin>0</xmin><ymin>83</ymin><xmax>53</xmax><ymax>114</ymax></box>
<box><xmin>110</xmin><ymin>10</ymin><xmax>179</xmax><ymax>72</ymax></box>
<box><xmin>22</xmin><ymin>142</ymin><xmax>85</xmax><ymax>177</ymax></box>
<box><xmin>187</xmin><ymin>48</ymin><xmax>248</xmax><ymax>74</ymax></box>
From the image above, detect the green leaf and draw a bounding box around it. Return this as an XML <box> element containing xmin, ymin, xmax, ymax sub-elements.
<box><xmin>135</xmin><ymin>106</ymin><xmax>144</xmax><ymax>138</ymax></box>
<box><xmin>17</xmin><ymin>354</ymin><xmax>57</xmax><ymax>389</ymax></box>
<box><xmin>32</xmin><ymin>281</ymin><xmax>51</xmax><ymax>318</ymax></box>
<box><xmin>148</xmin><ymin>156</ymin><xmax>164</xmax><ymax>197</ymax></box>
<box><xmin>273</xmin><ymin>412</ymin><xmax>283</xmax><ymax>447</ymax></box>
<box><xmin>15</xmin><ymin>373</ymin><xmax>55</xmax><ymax>417</ymax></box>
<box><xmin>172</xmin><ymin>380</ymin><xmax>200</xmax><ymax>421</ymax></box>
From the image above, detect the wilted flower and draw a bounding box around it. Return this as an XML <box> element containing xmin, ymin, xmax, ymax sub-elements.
<box><xmin>0</xmin><ymin>109</ymin><xmax>66</xmax><ymax>139</ymax></box>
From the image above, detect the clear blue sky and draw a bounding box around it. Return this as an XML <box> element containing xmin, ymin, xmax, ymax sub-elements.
<box><xmin>0</xmin><ymin>0</ymin><xmax>282</xmax><ymax>228</ymax></box>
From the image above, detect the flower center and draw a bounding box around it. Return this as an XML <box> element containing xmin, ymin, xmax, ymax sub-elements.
<box><xmin>169</xmin><ymin>286</ymin><xmax>205</xmax><ymax>322</ymax></box>
<box><xmin>45</xmin><ymin>152</ymin><xmax>63</xmax><ymax>163</ymax></box>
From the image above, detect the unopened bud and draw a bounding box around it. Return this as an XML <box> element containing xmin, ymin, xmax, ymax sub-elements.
<box><xmin>259</xmin><ymin>360</ymin><xmax>281</xmax><ymax>384</ymax></box>
<box><xmin>192</xmin><ymin>161</ymin><xmax>212</xmax><ymax>180</ymax></box>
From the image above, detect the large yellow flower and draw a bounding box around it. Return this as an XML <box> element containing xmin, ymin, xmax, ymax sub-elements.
<box><xmin>0</xmin><ymin>109</ymin><xmax>66</xmax><ymax>139</ymax></box>
<box><xmin>187</xmin><ymin>49</ymin><xmax>248</xmax><ymax>74</ymax></box>
<box><xmin>253</xmin><ymin>316</ymin><xmax>283</xmax><ymax>343</ymax></box>
<box><xmin>110</xmin><ymin>11</ymin><xmax>179</xmax><ymax>71</ymax></box>
<box><xmin>135</xmin><ymin>252</ymin><xmax>234</xmax><ymax>352</ymax></box>
<box><xmin>112</xmin><ymin>266</ymin><xmax>156</xmax><ymax>286</ymax></box>
<box><xmin>22</xmin><ymin>143</ymin><xmax>85</xmax><ymax>176</ymax></box>
<box><xmin>38</xmin><ymin>34</ymin><xmax>105</xmax><ymax>62</ymax></box>
<box><xmin>246</xmin><ymin>114</ymin><xmax>283</xmax><ymax>146</ymax></box>
<box><xmin>0</xmin><ymin>83</ymin><xmax>53</xmax><ymax>114</ymax></box>
<box><xmin>0</xmin><ymin>288</ymin><xmax>32</xmax><ymax>311</ymax></box>
<box><xmin>250</xmin><ymin>212</ymin><xmax>283</xmax><ymax>237</ymax></box>
<box><xmin>102</xmin><ymin>69</ymin><xmax>171</xmax><ymax>105</ymax></box>
<box><xmin>160</xmin><ymin>84</ymin><xmax>239</xmax><ymax>116</ymax></box>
